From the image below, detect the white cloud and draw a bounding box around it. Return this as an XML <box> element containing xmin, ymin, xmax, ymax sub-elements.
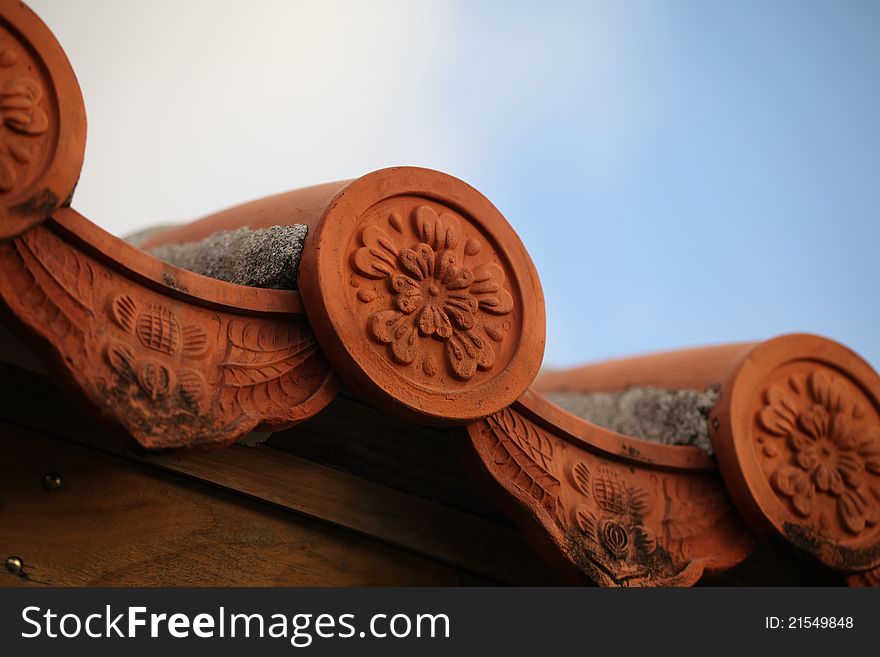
<box><xmin>28</xmin><ymin>0</ymin><xmax>464</xmax><ymax>232</ymax></box>
<box><xmin>27</xmin><ymin>0</ymin><xmax>650</xmax><ymax>235</ymax></box>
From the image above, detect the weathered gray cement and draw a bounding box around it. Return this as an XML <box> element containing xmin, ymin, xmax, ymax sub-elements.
<box><xmin>148</xmin><ymin>225</ymin><xmax>308</xmax><ymax>290</ymax></box>
<box><xmin>546</xmin><ymin>386</ymin><xmax>719</xmax><ymax>453</ymax></box>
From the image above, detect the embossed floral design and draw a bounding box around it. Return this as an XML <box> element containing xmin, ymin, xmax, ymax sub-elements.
<box><xmin>573</xmin><ymin>463</ymin><xmax>657</xmax><ymax>561</ymax></box>
<box><xmin>105</xmin><ymin>295</ymin><xmax>209</xmax><ymax>411</ymax></box>
<box><xmin>760</xmin><ymin>370</ymin><xmax>880</xmax><ymax>535</ymax></box>
<box><xmin>353</xmin><ymin>205</ymin><xmax>513</xmax><ymax>380</ymax></box>
<box><xmin>0</xmin><ymin>39</ymin><xmax>49</xmax><ymax>192</ymax></box>
<box><xmin>0</xmin><ymin>78</ymin><xmax>47</xmax><ymax>135</ymax></box>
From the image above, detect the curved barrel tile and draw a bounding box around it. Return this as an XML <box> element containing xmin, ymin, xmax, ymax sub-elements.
<box><xmin>0</xmin><ymin>212</ymin><xmax>337</xmax><ymax>449</ymax></box>
<box><xmin>460</xmin><ymin>391</ymin><xmax>754</xmax><ymax>586</ymax></box>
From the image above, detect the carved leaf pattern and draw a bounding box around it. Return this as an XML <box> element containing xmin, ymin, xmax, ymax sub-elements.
<box><xmin>485</xmin><ymin>407</ymin><xmax>562</xmax><ymax>520</ymax></box>
<box><xmin>661</xmin><ymin>477</ymin><xmax>731</xmax><ymax>543</ymax></box>
<box><xmin>221</xmin><ymin>320</ymin><xmax>319</xmax><ymax>414</ymax></box>
<box><xmin>573</xmin><ymin>461</ymin><xmax>591</xmax><ymax>496</ymax></box>
<box><xmin>111</xmin><ymin>294</ymin><xmax>137</xmax><ymax>332</ymax></box>
<box><xmin>592</xmin><ymin>467</ymin><xmax>652</xmax><ymax>517</ymax></box>
<box><xmin>492</xmin><ymin>406</ymin><xmax>555</xmax><ymax>469</ymax></box>
<box><xmin>9</xmin><ymin>227</ymin><xmax>94</xmax><ymax>338</ymax></box>
<box><xmin>469</xmin><ymin>404</ymin><xmax>751</xmax><ymax>585</ymax></box>
<box><xmin>0</xmin><ymin>223</ymin><xmax>334</xmax><ymax>450</ymax></box>
<box><xmin>571</xmin><ymin>462</ymin><xmax>658</xmax><ymax>566</ymax></box>
<box><xmin>105</xmin><ymin>340</ymin><xmax>136</xmax><ymax>380</ymax></box>
<box><xmin>178</xmin><ymin>368</ymin><xmax>207</xmax><ymax>406</ymax></box>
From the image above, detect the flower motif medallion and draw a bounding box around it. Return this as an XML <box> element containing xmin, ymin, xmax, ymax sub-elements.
<box><xmin>755</xmin><ymin>365</ymin><xmax>880</xmax><ymax>543</ymax></box>
<box><xmin>348</xmin><ymin>198</ymin><xmax>521</xmax><ymax>388</ymax></box>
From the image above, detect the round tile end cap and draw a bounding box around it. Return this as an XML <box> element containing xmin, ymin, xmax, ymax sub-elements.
<box><xmin>298</xmin><ymin>167</ymin><xmax>546</xmax><ymax>425</ymax></box>
<box><xmin>712</xmin><ymin>333</ymin><xmax>880</xmax><ymax>571</ymax></box>
<box><xmin>0</xmin><ymin>0</ymin><xmax>86</xmax><ymax>239</ymax></box>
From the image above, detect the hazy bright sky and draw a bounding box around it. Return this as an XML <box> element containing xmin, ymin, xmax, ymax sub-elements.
<box><xmin>28</xmin><ymin>0</ymin><xmax>880</xmax><ymax>369</ymax></box>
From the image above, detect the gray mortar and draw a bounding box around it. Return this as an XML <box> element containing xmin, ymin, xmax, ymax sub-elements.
<box><xmin>148</xmin><ymin>225</ymin><xmax>308</xmax><ymax>290</ymax></box>
<box><xmin>546</xmin><ymin>386</ymin><xmax>719</xmax><ymax>454</ymax></box>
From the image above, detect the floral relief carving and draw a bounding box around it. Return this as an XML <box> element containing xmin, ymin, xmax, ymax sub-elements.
<box><xmin>0</xmin><ymin>223</ymin><xmax>334</xmax><ymax>449</ymax></box>
<box><xmin>0</xmin><ymin>35</ymin><xmax>49</xmax><ymax>193</ymax></box>
<box><xmin>573</xmin><ymin>463</ymin><xmax>657</xmax><ymax>561</ymax></box>
<box><xmin>758</xmin><ymin>369</ymin><xmax>880</xmax><ymax>536</ymax></box>
<box><xmin>467</xmin><ymin>404</ymin><xmax>752</xmax><ymax>586</ymax></box>
<box><xmin>105</xmin><ymin>295</ymin><xmax>209</xmax><ymax>412</ymax></box>
<box><xmin>105</xmin><ymin>339</ymin><xmax>207</xmax><ymax>408</ymax></box>
<box><xmin>111</xmin><ymin>295</ymin><xmax>209</xmax><ymax>358</ymax></box>
<box><xmin>352</xmin><ymin>205</ymin><xmax>514</xmax><ymax>380</ymax></box>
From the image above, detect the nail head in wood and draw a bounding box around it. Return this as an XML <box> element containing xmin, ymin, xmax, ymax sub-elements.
<box><xmin>5</xmin><ymin>556</ymin><xmax>23</xmax><ymax>575</ymax></box>
<box><xmin>43</xmin><ymin>472</ymin><xmax>62</xmax><ymax>491</ymax></box>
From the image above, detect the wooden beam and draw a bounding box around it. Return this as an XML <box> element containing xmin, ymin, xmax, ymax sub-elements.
<box><xmin>0</xmin><ymin>422</ymin><xmax>462</xmax><ymax>586</ymax></box>
<box><xmin>0</xmin><ymin>361</ymin><xmax>557</xmax><ymax>584</ymax></box>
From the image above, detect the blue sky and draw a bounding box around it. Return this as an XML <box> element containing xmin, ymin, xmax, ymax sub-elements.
<box><xmin>481</xmin><ymin>1</ymin><xmax>880</xmax><ymax>368</ymax></box>
<box><xmin>33</xmin><ymin>0</ymin><xmax>879</xmax><ymax>369</ymax></box>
